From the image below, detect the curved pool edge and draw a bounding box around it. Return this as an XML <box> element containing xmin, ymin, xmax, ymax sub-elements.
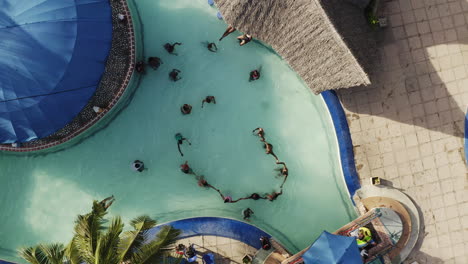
<box><xmin>150</xmin><ymin>217</ymin><xmax>271</xmax><ymax>250</ymax></box>
<box><xmin>321</xmin><ymin>91</ymin><xmax>361</xmax><ymax>199</ymax></box>
<box><xmin>464</xmin><ymin>107</ymin><xmax>467</xmax><ymax>164</ymax></box>
<box><xmin>0</xmin><ymin>0</ymin><xmax>139</xmax><ymax>154</ymax></box>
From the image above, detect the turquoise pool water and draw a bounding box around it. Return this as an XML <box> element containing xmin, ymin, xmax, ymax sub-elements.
<box><xmin>0</xmin><ymin>0</ymin><xmax>356</xmax><ymax>261</ymax></box>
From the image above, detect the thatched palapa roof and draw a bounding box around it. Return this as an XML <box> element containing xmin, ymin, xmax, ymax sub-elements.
<box><xmin>215</xmin><ymin>0</ymin><xmax>376</xmax><ymax>94</ymax></box>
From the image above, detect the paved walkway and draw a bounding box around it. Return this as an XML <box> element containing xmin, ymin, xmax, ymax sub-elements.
<box><xmin>175</xmin><ymin>236</ymin><xmax>257</xmax><ymax>264</ymax></box>
<box><xmin>338</xmin><ymin>0</ymin><xmax>468</xmax><ymax>263</ymax></box>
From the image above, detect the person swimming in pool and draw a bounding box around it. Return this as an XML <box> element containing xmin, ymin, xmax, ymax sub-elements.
<box><xmin>267</xmin><ymin>190</ymin><xmax>283</xmax><ymax>201</ymax></box>
<box><xmin>249</xmin><ymin>193</ymin><xmax>265</xmax><ymax>200</ymax></box>
<box><xmin>249</xmin><ymin>69</ymin><xmax>260</xmax><ymax>82</ymax></box>
<box><xmin>207</xmin><ymin>42</ymin><xmax>218</xmax><ymax>52</ymax></box>
<box><xmin>237</xmin><ymin>34</ymin><xmax>252</xmax><ymax>46</ymax></box>
<box><xmin>98</xmin><ymin>195</ymin><xmax>115</xmax><ymax>210</ymax></box>
<box><xmin>175</xmin><ymin>133</ymin><xmax>191</xmax><ymax>156</ymax></box>
<box><xmin>196</xmin><ymin>175</ymin><xmax>211</xmax><ymax>188</ymax></box>
<box><xmin>148</xmin><ymin>57</ymin><xmax>163</xmax><ymax>70</ymax></box>
<box><xmin>180</xmin><ymin>161</ymin><xmax>194</xmax><ymax>175</ymax></box>
<box><xmin>164</xmin><ymin>42</ymin><xmax>182</xmax><ymax>55</ymax></box>
<box><xmin>242</xmin><ymin>208</ymin><xmax>254</xmax><ymax>221</ymax></box>
<box><xmin>201</xmin><ymin>96</ymin><xmax>216</xmax><ymax>108</ymax></box>
<box><xmin>136</xmin><ymin>61</ymin><xmax>145</xmax><ymax>73</ymax></box>
<box><xmin>132</xmin><ymin>160</ymin><xmax>145</xmax><ymax>172</ymax></box>
<box><xmin>252</xmin><ymin>127</ymin><xmax>265</xmax><ymax>141</ymax></box>
<box><xmin>219</xmin><ymin>25</ymin><xmax>236</xmax><ymax>41</ymax></box>
<box><xmin>169</xmin><ymin>69</ymin><xmax>182</xmax><ymax>81</ymax></box>
<box><xmin>263</xmin><ymin>142</ymin><xmax>279</xmax><ymax>161</ymax></box>
<box><xmin>181</xmin><ymin>104</ymin><xmax>192</xmax><ymax>115</ymax></box>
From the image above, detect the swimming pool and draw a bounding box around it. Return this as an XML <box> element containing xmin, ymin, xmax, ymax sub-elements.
<box><xmin>0</xmin><ymin>0</ymin><xmax>357</xmax><ymax>262</ymax></box>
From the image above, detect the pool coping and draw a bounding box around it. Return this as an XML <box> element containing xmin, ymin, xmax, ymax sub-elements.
<box><xmin>150</xmin><ymin>217</ymin><xmax>272</xmax><ymax>250</ymax></box>
<box><xmin>465</xmin><ymin>107</ymin><xmax>467</xmax><ymax>165</ymax></box>
<box><xmin>0</xmin><ymin>0</ymin><xmax>136</xmax><ymax>153</ymax></box>
<box><xmin>321</xmin><ymin>90</ymin><xmax>361</xmax><ymax>199</ymax></box>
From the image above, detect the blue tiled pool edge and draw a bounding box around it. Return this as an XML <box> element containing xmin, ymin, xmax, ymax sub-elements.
<box><xmin>321</xmin><ymin>90</ymin><xmax>361</xmax><ymax>198</ymax></box>
<box><xmin>150</xmin><ymin>217</ymin><xmax>271</xmax><ymax>250</ymax></box>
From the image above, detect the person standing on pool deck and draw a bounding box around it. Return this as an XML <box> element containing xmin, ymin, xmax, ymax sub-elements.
<box><xmin>169</xmin><ymin>69</ymin><xmax>181</xmax><ymax>81</ymax></box>
<box><xmin>175</xmin><ymin>133</ymin><xmax>191</xmax><ymax>156</ymax></box>
<box><xmin>219</xmin><ymin>25</ymin><xmax>236</xmax><ymax>41</ymax></box>
<box><xmin>164</xmin><ymin>42</ymin><xmax>182</xmax><ymax>55</ymax></box>
<box><xmin>252</xmin><ymin>127</ymin><xmax>265</xmax><ymax>141</ymax></box>
<box><xmin>242</xmin><ymin>208</ymin><xmax>254</xmax><ymax>221</ymax></box>
<box><xmin>132</xmin><ymin>160</ymin><xmax>145</xmax><ymax>172</ymax></box>
<box><xmin>201</xmin><ymin>96</ymin><xmax>216</xmax><ymax>108</ymax></box>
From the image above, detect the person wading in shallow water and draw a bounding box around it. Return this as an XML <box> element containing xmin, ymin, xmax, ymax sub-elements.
<box><xmin>175</xmin><ymin>133</ymin><xmax>191</xmax><ymax>156</ymax></box>
<box><xmin>148</xmin><ymin>57</ymin><xmax>163</xmax><ymax>70</ymax></box>
<box><xmin>201</xmin><ymin>96</ymin><xmax>216</xmax><ymax>108</ymax></box>
<box><xmin>164</xmin><ymin>42</ymin><xmax>182</xmax><ymax>55</ymax></box>
<box><xmin>252</xmin><ymin>127</ymin><xmax>265</xmax><ymax>141</ymax></box>
<box><xmin>181</xmin><ymin>104</ymin><xmax>192</xmax><ymax>115</ymax></box>
<box><xmin>219</xmin><ymin>25</ymin><xmax>236</xmax><ymax>41</ymax></box>
<box><xmin>169</xmin><ymin>69</ymin><xmax>182</xmax><ymax>81</ymax></box>
<box><xmin>242</xmin><ymin>208</ymin><xmax>254</xmax><ymax>221</ymax></box>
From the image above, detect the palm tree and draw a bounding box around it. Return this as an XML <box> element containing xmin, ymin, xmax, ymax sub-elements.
<box><xmin>19</xmin><ymin>201</ymin><xmax>181</xmax><ymax>264</ymax></box>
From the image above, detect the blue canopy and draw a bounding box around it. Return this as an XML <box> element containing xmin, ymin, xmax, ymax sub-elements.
<box><xmin>0</xmin><ymin>0</ymin><xmax>113</xmax><ymax>143</ymax></box>
<box><xmin>302</xmin><ymin>231</ymin><xmax>363</xmax><ymax>264</ymax></box>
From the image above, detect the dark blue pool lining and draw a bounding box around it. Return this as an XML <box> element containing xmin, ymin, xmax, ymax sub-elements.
<box><xmin>321</xmin><ymin>91</ymin><xmax>361</xmax><ymax>199</ymax></box>
<box><xmin>149</xmin><ymin>217</ymin><xmax>271</xmax><ymax>250</ymax></box>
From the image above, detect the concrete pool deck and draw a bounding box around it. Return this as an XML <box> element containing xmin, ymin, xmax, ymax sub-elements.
<box><xmin>337</xmin><ymin>0</ymin><xmax>468</xmax><ymax>262</ymax></box>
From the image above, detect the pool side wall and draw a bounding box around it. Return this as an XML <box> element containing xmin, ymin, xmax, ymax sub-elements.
<box><xmin>321</xmin><ymin>90</ymin><xmax>361</xmax><ymax>198</ymax></box>
<box><xmin>150</xmin><ymin>217</ymin><xmax>271</xmax><ymax>250</ymax></box>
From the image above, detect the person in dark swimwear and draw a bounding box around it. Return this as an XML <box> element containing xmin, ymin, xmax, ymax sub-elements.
<box><xmin>249</xmin><ymin>193</ymin><xmax>265</xmax><ymax>200</ymax></box>
<box><xmin>99</xmin><ymin>195</ymin><xmax>115</xmax><ymax>210</ymax></box>
<box><xmin>242</xmin><ymin>208</ymin><xmax>254</xmax><ymax>221</ymax></box>
<box><xmin>260</xmin><ymin>236</ymin><xmax>272</xmax><ymax>250</ymax></box>
<box><xmin>164</xmin><ymin>42</ymin><xmax>182</xmax><ymax>55</ymax></box>
<box><xmin>219</xmin><ymin>25</ymin><xmax>236</xmax><ymax>41</ymax></box>
<box><xmin>169</xmin><ymin>69</ymin><xmax>181</xmax><ymax>81</ymax></box>
<box><xmin>237</xmin><ymin>34</ymin><xmax>252</xmax><ymax>46</ymax></box>
<box><xmin>184</xmin><ymin>244</ymin><xmax>196</xmax><ymax>259</ymax></box>
<box><xmin>201</xmin><ymin>96</ymin><xmax>216</xmax><ymax>108</ymax></box>
<box><xmin>276</xmin><ymin>161</ymin><xmax>289</xmax><ymax>188</ymax></box>
<box><xmin>249</xmin><ymin>69</ymin><xmax>260</xmax><ymax>82</ymax></box>
<box><xmin>175</xmin><ymin>244</ymin><xmax>186</xmax><ymax>255</ymax></box>
<box><xmin>252</xmin><ymin>127</ymin><xmax>265</xmax><ymax>141</ymax></box>
<box><xmin>136</xmin><ymin>61</ymin><xmax>145</xmax><ymax>73</ymax></box>
<box><xmin>175</xmin><ymin>133</ymin><xmax>191</xmax><ymax>156</ymax></box>
<box><xmin>267</xmin><ymin>190</ymin><xmax>283</xmax><ymax>201</ymax></box>
<box><xmin>180</xmin><ymin>161</ymin><xmax>194</xmax><ymax>175</ymax></box>
<box><xmin>263</xmin><ymin>142</ymin><xmax>279</xmax><ymax>161</ymax></box>
<box><xmin>207</xmin><ymin>42</ymin><xmax>218</xmax><ymax>52</ymax></box>
<box><xmin>132</xmin><ymin>160</ymin><xmax>145</xmax><ymax>172</ymax></box>
<box><xmin>148</xmin><ymin>57</ymin><xmax>163</xmax><ymax>70</ymax></box>
<box><xmin>181</xmin><ymin>104</ymin><xmax>192</xmax><ymax>115</ymax></box>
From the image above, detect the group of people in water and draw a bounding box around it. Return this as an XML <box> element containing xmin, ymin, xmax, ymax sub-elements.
<box><xmin>176</xmin><ymin>126</ymin><xmax>290</xmax><ymax>208</ymax></box>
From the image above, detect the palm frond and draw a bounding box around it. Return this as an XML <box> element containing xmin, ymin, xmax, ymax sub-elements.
<box><xmin>118</xmin><ymin>215</ymin><xmax>158</xmax><ymax>262</ymax></box>
<box><xmin>72</xmin><ymin>201</ymin><xmax>107</xmax><ymax>262</ymax></box>
<box><xmin>130</xmin><ymin>225</ymin><xmax>181</xmax><ymax>264</ymax></box>
<box><xmin>18</xmin><ymin>246</ymin><xmax>47</xmax><ymax>264</ymax></box>
<box><xmin>95</xmin><ymin>217</ymin><xmax>123</xmax><ymax>264</ymax></box>
<box><xmin>64</xmin><ymin>239</ymin><xmax>81</xmax><ymax>264</ymax></box>
<box><xmin>37</xmin><ymin>244</ymin><xmax>65</xmax><ymax>264</ymax></box>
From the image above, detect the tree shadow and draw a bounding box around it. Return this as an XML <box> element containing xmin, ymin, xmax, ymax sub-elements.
<box><xmin>323</xmin><ymin>0</ymin><xmax>466</xmax><ymax>138</ymax></box>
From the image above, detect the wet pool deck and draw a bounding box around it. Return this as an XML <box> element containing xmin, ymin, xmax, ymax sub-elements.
<box><xmin>337</xmin><ymin>0</ymin><xmax>468</xmax><ymax>263</ymax></box>
<box><xmin>175</xmin><ymin>236</ymin><xmax>258</xmax><ymax>264</ymax></box>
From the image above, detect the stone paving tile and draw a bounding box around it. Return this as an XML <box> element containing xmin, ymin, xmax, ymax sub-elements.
<box><xmin>338</xmin><ymin>0</ymin><xmax>468</xmax><ymax>263</ymax></box>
